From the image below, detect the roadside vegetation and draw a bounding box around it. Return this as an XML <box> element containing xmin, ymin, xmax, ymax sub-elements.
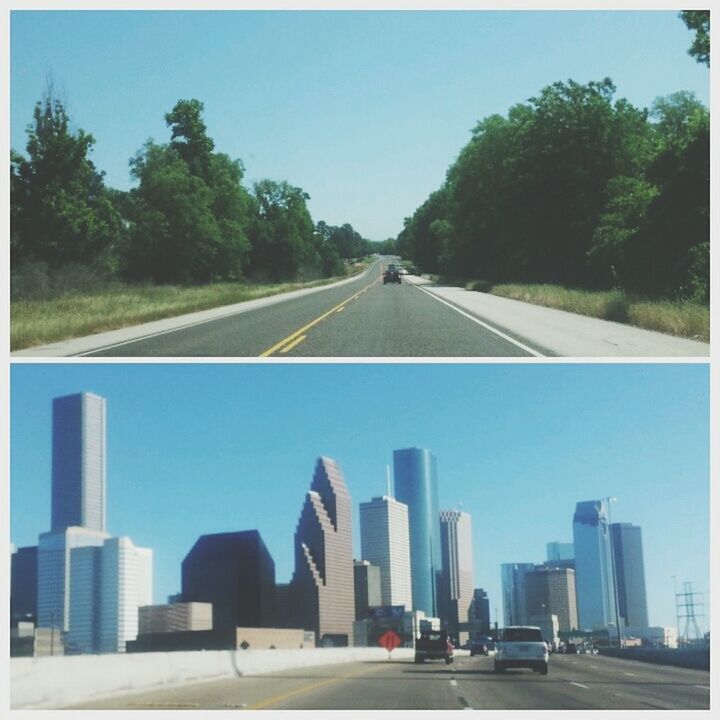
<box><xmin>11</xmin><ymin>265</ymin><xmax>370</xmax><ymax>351</ymax></box>
<box><xmin>10</xmin><ymin>92</ymin><xmax>395</xmax><ymax>348</ymax></box>
<box><xmin>488</xmin><ymin>285</ymin><xmax>709</xmax><ymax>342</ymax></box>
<box><xmin>396</xmin><ymin>12</ymin><xmax>709</xmax><ymax>339</ymax></box>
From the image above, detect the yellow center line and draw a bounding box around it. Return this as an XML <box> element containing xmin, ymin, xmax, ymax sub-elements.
<box><xmin>245</xmin><ymin>664</ymin><xmax>378</xmax><ymax>710</ymax></box>
<box><xmin>259</xmin><ymin>277</ymin><xmax>380</xmax><ymax>357</ymax></box>
<box><xmin>280</xmin><ymin>334</ymin><xmax>307</xmax><ymax>353</ymax></box>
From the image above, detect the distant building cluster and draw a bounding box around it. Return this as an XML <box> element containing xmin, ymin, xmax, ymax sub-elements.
<box><xmin>501</xmin><ymin>500</ymin><xmax>668</xmax><ymax>649</ymax></box>
<box><xmin>10</xmin><ymin>392</ymin><xmax>670</xmax><ymax>655</ymax></box>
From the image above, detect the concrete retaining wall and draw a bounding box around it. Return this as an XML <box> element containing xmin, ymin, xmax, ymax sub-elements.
<box><xmin>598</xmin><ymin>646</ymin><xmax>709</xmax><ymax>670</ymax></box>
<box><xmin>11</xmin><ymin>646</ymin><xmax>415</xmax><ymax>709</ymax></box>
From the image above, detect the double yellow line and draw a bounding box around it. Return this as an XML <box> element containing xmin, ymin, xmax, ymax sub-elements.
<box><xmin>259</xmin><ymin>277</ymin><xmax>380</xmax><ymax>357</ymax></box>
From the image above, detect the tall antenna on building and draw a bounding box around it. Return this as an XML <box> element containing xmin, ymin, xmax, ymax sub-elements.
<box><xmin>676</xmin><ymin>580</ymin><xmax>705</xmax><ymax>644</ymax></box>
<box><xmin>386</xmin><ymin>464</ymin><xmax>392</xmax><ymax>498</ymax></box>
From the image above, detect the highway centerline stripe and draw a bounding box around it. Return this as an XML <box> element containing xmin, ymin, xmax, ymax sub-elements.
<box><xmin>280</xmin><ymin>335</ymin><xmax>307</xmax><ymax>353</ymax></box>
<box><xmin>570</xmin><ymin>682</ymin><xmax>590</xmax><ymax>689</ymax></box>
<box><xmin>246</xmin><ymin>665</ymin><xmax>376</xmax><ymax>710</ymax></box>
<box><xmin>623</xmin><ymin>672</ymin><xmax>637</xmax><ymax>677</ymax></box>
<box><xmin>450</xmin><ymin>679</ymin><xmax>458</xmax><ymax>686</ymax></box>
<box><xmin>695</xmin><ymin>685</ymin><xmax>710</xmax><ymax>690</ymax></box>
<box><xmin>259</xmin><ymin>277</ymin><xmax>380</xmax><ymax>356</ymax></box>
<box><xmin>409</xmin><ymin>282</ymin><xmax>545</xmax><ymax>357</ymax></box>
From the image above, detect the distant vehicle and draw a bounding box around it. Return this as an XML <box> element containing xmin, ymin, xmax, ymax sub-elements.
<box><xmin>494</xmin><ymin>626</ymin><xmax>549</xmax><ymax>675</ymax></box>
<box><xmin>414</xmin><ymin>630</ymin><xmax>454</xmax><ymax>664</ymax></box>
<box><xmin>470</xmin><ymin>640</ymin><xmax>487</xmax><ymax>656</ymax></box>
<box><xmin>565</xmin><ymin>642</ymin><xmax>580</xmax><ymax>655</ymax></box>
<box><xmin>383</xmin><ymin>263</ymin><xmax>401</xmax><ymax>284</ymax></box>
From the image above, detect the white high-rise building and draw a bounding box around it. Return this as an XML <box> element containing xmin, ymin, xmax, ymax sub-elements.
<box><xmin>439</xmin><ymin>510</ymin><xmax>474</xmax><ymax>644</ymax></box>
<box><xmin>68</xmin><ymin>536</ymin><xmax>153</xmax><ymax>654</ymax></box>
<box><xmin>100</xmin><ymin>538</ymin><xmax>153</xmax><ymax>653</ymax></box>
<box><xmin>38</xmin><ymin>526</ymin><xmax>109</xmax><ymax>632</ymax></box>
<box><xmin>359</xmin><ymin>496</ymin><xmax>412</xmax><ymax>609</ymax></box>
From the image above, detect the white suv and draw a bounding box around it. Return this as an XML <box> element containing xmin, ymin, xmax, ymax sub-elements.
<box><xmin>494</xmin><ymin>626</ymin><xmax>549</xmax><ymax>675</ymax></box>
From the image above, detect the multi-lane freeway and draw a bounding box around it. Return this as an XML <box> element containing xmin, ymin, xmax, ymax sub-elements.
<box><xmin>65</xmin><ymin>652</ymin><xmax>710</xmax><ymax>710</ymax></box>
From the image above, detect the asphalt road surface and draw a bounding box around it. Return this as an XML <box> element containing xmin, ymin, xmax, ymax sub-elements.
<box><xmin>65</xmin><ymin>653</ymin><xmax>710</xmax><ymax>710</ymax></box>
<box><xmin>85</xmin><ymin>260</ymin><xmax>546</xmax><ymax>357</ymax></box>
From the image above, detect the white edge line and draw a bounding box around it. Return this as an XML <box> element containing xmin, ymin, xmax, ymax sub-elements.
<box><xmin>694</xmin><ymin>685</ymin><xmax>710</xmax><ymax>690</ymax></box>
<box><xmin>570</xmin><ymin>682</ymin><xmax>590</xmax><ymax>689</ymax></box>
<box><xmin>410</xmin><ymin>283</ymin><xmax>545</xmax><ymax>357</ymax></box>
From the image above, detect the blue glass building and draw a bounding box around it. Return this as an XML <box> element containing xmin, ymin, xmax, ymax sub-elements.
<box><xmin>572</xmin><ymin>500</ymin><xmax>619</xmax><ymax>631</ymax></box>
<box><xmin>393</xmin><ymin>447</ymin><xmax>441</xmax><ymax>617</ymax></box>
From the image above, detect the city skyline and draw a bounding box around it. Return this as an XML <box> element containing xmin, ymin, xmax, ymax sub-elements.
<box><xmin>10</xmin><ymin>363</ymin><xmax>709</xmax><ymax>633</ymax></box>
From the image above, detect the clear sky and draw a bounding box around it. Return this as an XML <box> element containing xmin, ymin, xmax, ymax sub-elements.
<box><xmin>10</xmin><ymin>362</ymin><xmax>709</xmax><ymax>633</ymax></box>
<box><xmin>10</xmin><ymin>9</ymin><xmax>709</xmax><ymax>241</ymax></box>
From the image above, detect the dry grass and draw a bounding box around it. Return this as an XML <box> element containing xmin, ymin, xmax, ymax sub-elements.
<box><xmin>487</xmin><ymin>284</ymin><xmax>709</xmax><ymax>342</ymax></box>
<box><xmin>11</xmin><ymin>277</ymin><xmax>348</xmax><ymax>350</ymax></box>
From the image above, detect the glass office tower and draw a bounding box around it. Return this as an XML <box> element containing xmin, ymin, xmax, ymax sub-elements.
<box><xmin>573</xmin><ymin>500</ymin><xmax>619</xmax><ymax>631</ymax></box>
<box><xmin>393</xmin><ymin>447</ymin><xmax>441</xmax><ymax>617</ymax></box>
<box><xmin>51</xmin><ymin>392</ymin><xmax>106</xmax><ymax>533</ymax></box>
<box><xmin>611</xmin><ymin>523</ymin><xmax>649</xmax><ymax>629</ymax></box>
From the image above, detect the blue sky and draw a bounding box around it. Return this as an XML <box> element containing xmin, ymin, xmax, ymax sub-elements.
<box><xmin>10</xmin><ymin>363</ymin><xmax>709</xmax><ymax>632</ymax></box>
<box><xmin>10</xmin><ymin>10</ymin><xmax>709</xmax><ymax>240</ymax></box>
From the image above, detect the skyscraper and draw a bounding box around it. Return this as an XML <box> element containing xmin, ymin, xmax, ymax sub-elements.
<box><xmin>469</xmin><ymin>588</ymin><xmax>491</xmax><ymax>635</ymax></box>
<box><xmin>353</xmin><ymin>560</ymin><xmax>382</xmax><ymax>620</ymax></box>
<box><xmin>182</xmin><ymin>530</ymin><xmax>276</xmax><ymax>635</ymax></box>
<box><xmin>35</xmin><ymin>392</ymin><xmax>153</xmax><ymax>654</ymax></box>
<box><xmin>611</xmin><ymin>523</ymin><xmax>649</xmax><ymax>629</ymax></box>
<box><xmin>393</xmin><ymin>447</ymin><xmax>441</xmax><ymax>616</ymax></box>
<box><xmin>289</xmin><ymin>457</ymin><xmax>355</xmax><ymax>646</ymax></box>
<box><xmin>67</xmin><ymin>536</ymin><xmax>153</xmax><ymax>654</ymax></box>
<box><xmin>51</xmin><ymin>393</ymin><xmax>106</xmax><ymax>533</ymax></box>
<box><xmin>500</xmin><ymin>563</ymin><xmax>535</xmax><ymax>626</ymax></box>
<box><xmin>439</xmin><ymin>510</ymin><xmax>474</xmax><ymax>643</ymax></box>
<box><xmin>524</xmin><ymin>566</ymin><xmax>579</xmax><ymax>632</ymax></box>
<box><xmin>359</xmin><ymin>496</ymin><xmax>412</xmax><ymax>609</ymax></box>
<box><xmin>573</xmin><ymin>500</ymin><xmax>618</xmax><ymax>630</ymax></box>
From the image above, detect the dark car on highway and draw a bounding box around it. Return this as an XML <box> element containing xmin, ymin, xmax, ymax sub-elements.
<box><xmin>383</xmin><ymin>263</ymin><xmax>401</xmax><ymax>284</ymax></box>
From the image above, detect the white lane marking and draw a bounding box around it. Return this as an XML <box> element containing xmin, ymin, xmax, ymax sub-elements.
<box><xmin>410</xmin><ymin>283</ymin><xmax>545</xmax><ymax>357</ymax></box>
<box><xmin>450</xmin><ymin>680</ymin><xmax>458</xmax><ymax>686</ymax></box>
<box><xmin>695</xmin><ymin>685</ymin><xmax>710</xmax><ymax>690</ymax></box>
<box><xmin>623</xmin><ymin>672</ymin><xmax>637</xmax><ymax>677</ymax></box>
<box><xmin>570</xmin><ymin>682</ymin><xmax>590</xmax><ymax>689</ymax></box>
<box><xmin>590</xmin><ymin>665</ymin><xmax>599</xmax><ymax>669</ymax></box>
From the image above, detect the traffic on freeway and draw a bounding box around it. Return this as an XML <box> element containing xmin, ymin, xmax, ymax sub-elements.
<box><xmin>65</xmin><ymin>651</ymin><xmax>709</xmax><ymax>710</ymax></box>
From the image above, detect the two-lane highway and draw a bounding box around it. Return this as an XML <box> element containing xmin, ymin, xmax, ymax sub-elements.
<box><xmin>65</xmin><ymin>652</ymin><xmax>710</xmax><ymax>710</ymax></box>
<box><xmin>84</xmin><ymin>260</ymin><xmax>545</xmax><ymax>357</ymax></box>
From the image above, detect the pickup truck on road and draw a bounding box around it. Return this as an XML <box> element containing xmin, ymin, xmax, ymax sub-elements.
<box><xmin>414</xmin><ymin>630</ymin><xmax>454</xmax><ymax>664</ymax></box>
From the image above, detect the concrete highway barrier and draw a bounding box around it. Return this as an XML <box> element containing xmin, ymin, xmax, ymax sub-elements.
<box><xmin>598</xmin><ymin>646</ymin><xmax>709</xmax><ymax>670</ymax></box>
<box><xmin>11</xmin><ymin>646</ymin><xmax>415</xmax><ymax>709</ymax></box>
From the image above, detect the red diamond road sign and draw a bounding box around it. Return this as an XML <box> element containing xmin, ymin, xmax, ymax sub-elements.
<box><xmin>378</xmin><ymin>629</ymin><xmax>402</xmax><ymax>652</ymax></box>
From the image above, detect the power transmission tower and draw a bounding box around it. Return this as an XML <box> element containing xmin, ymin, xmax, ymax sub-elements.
<box><xmin>675</xmin><ymin>581</ymin><xmax>704</xmax><ymax>644</ymax></box>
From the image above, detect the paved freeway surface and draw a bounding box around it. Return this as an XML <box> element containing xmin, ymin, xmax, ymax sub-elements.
<box><xmin>85</xmin><ymin>260</ymin><xmax>544</xmax><ymax>357</ymax></box>
<box><xmin>66</xmin><ymin>653</ymin><xmax>709</xmax><ymax>710</ymax></box>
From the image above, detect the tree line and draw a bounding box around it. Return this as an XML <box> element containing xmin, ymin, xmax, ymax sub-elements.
<box><xmin>11</xmin><ymin>96</ymin><xmax>380</xmax><ymax>288</ymax></box>
<box><xmin>396</xmin><ymin>13</ymin><xmax>709</xmax><ymax>301</ymax></box>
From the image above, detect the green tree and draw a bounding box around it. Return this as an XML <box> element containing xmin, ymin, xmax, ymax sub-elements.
<box><xmin>680</xmin><ymin>10</ymin><xmax>710</xmax><ymax>66</ymax></box>
<box><xmin>249</xmin><ymin>179</ymin><xmax>319</xmax><ymax>280</ymax></box>
<box><xmin>11</xmin><ymin>91</ymin><xmax>122</xmax><ymax>270</ymax></box>
<box><xmin>165</xmin><ymin>99</ymin><xmax>215</xmax><ymax>181</ymax></box>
